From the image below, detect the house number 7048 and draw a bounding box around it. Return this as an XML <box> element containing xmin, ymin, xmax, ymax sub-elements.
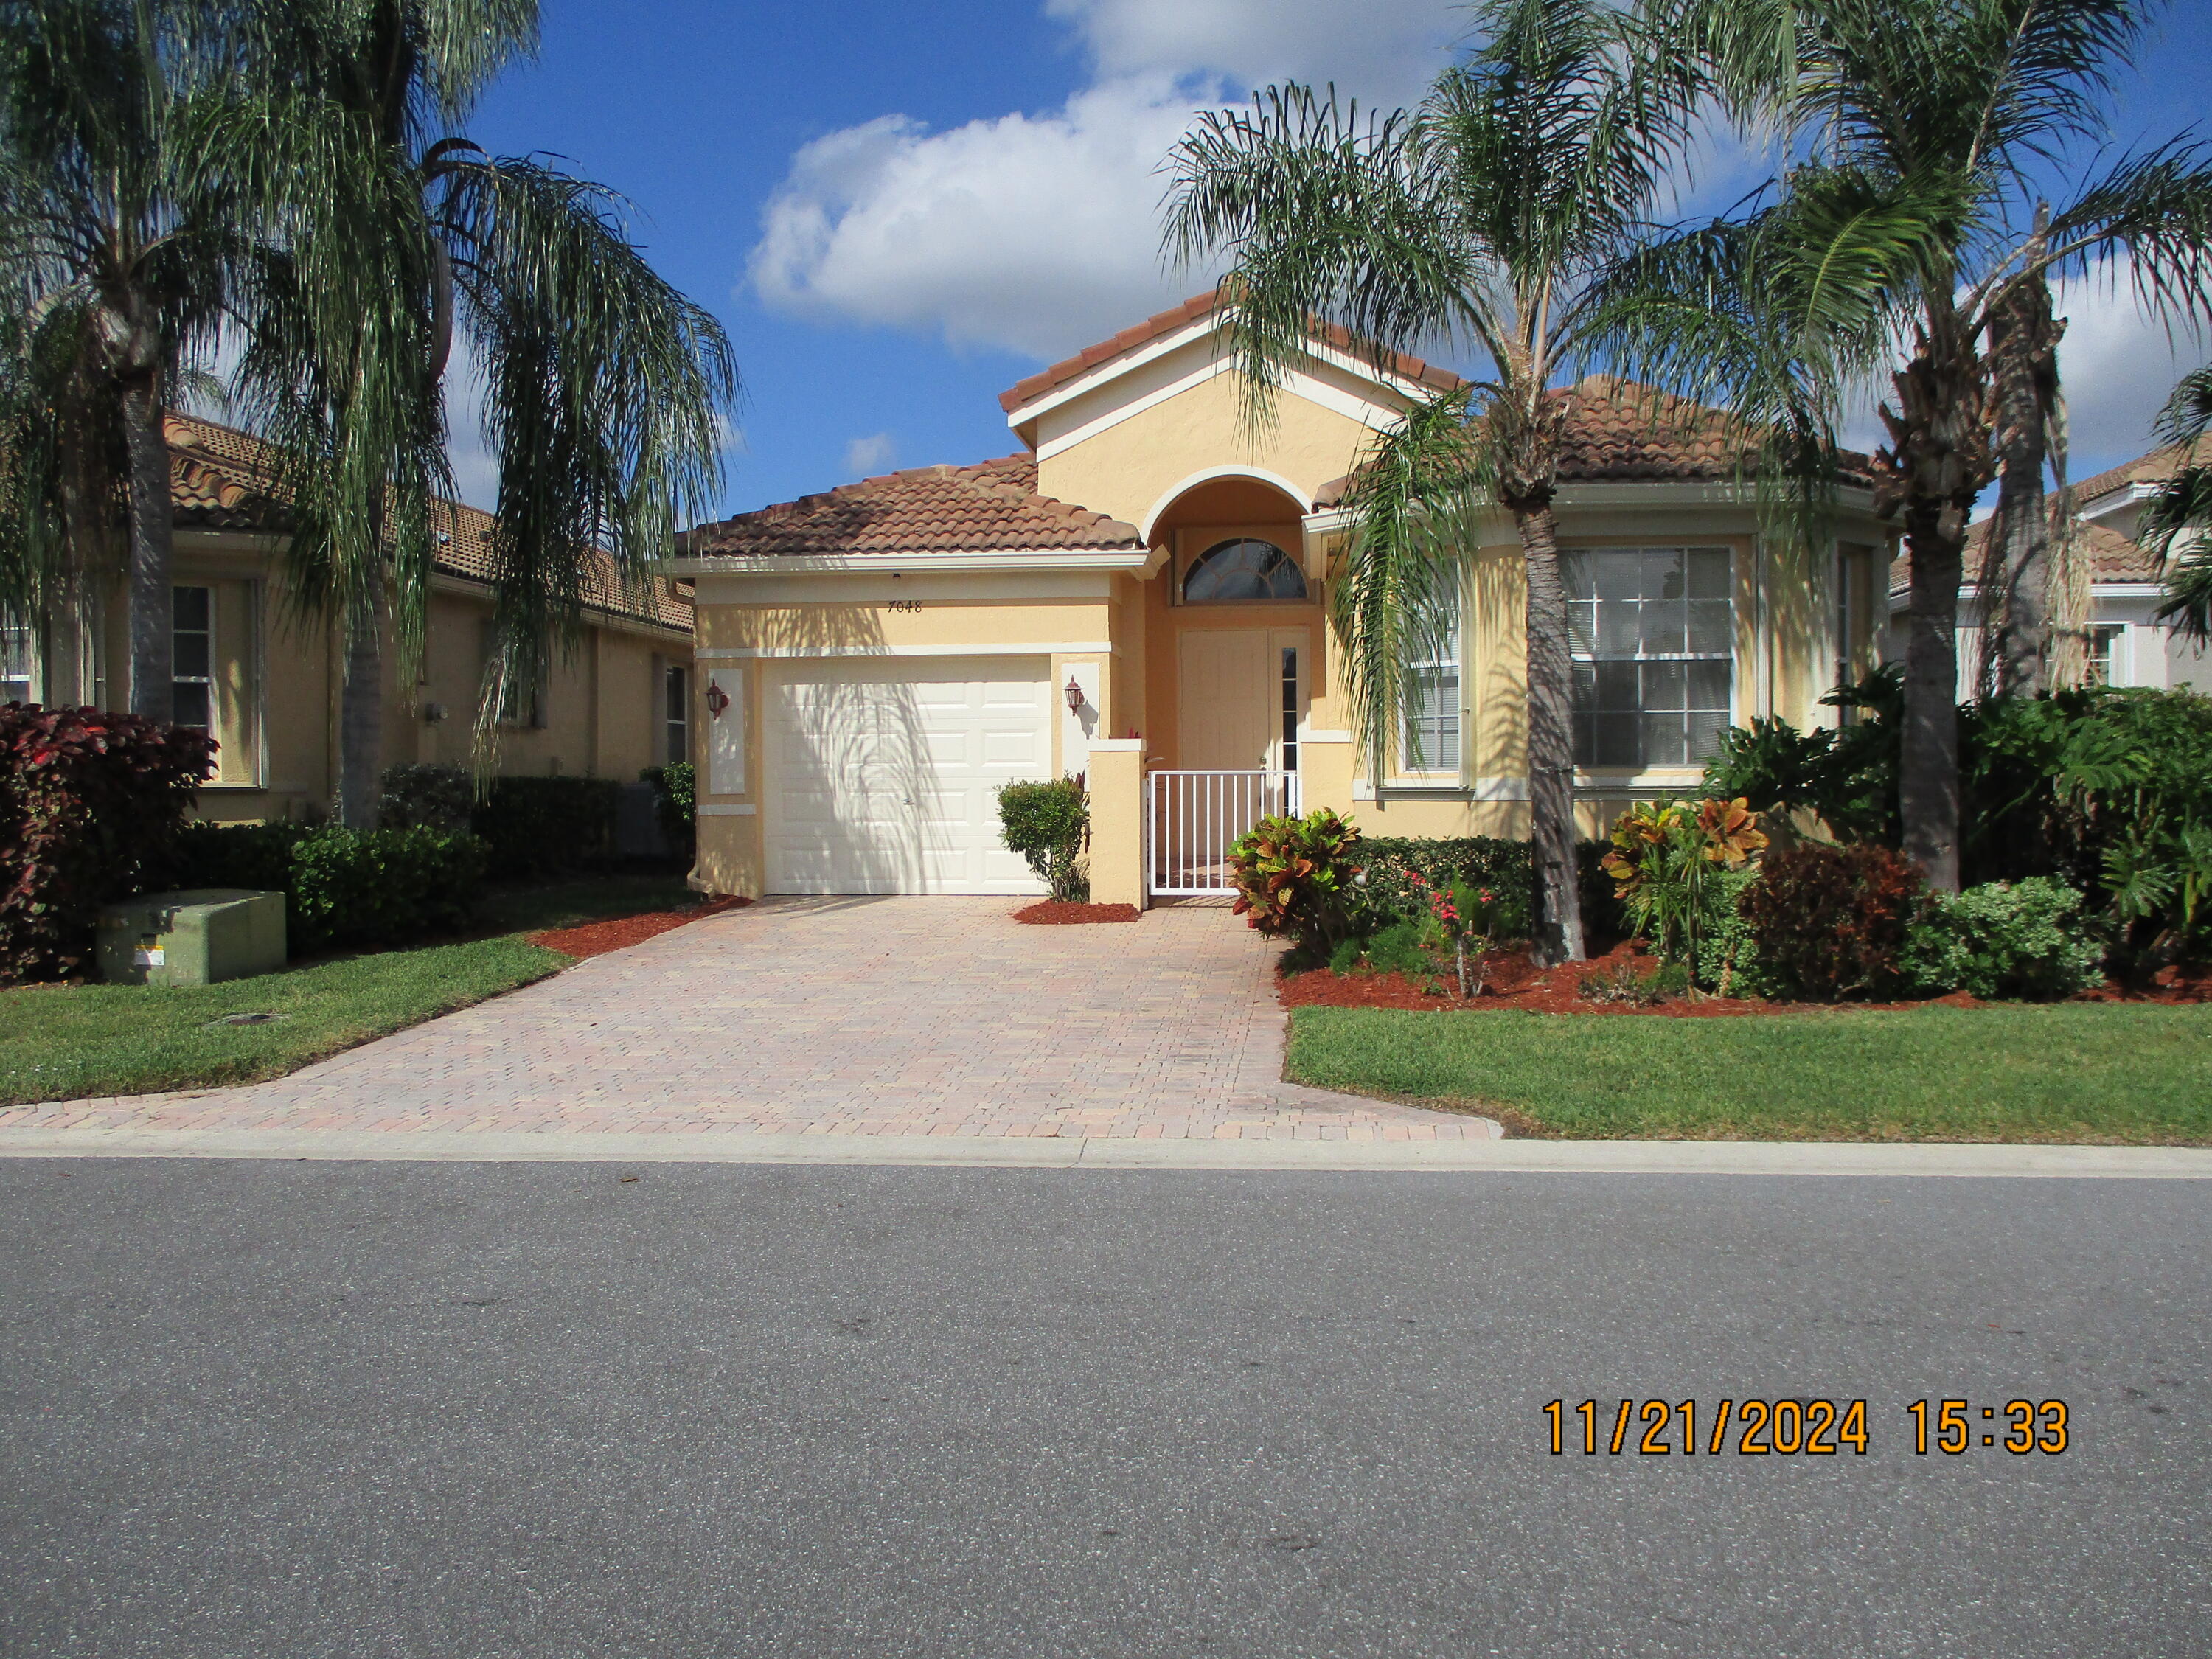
<box><xmin>886</xmin><ymin>599</ymin><xmax>922</xmax><ymax>612</ymax></box>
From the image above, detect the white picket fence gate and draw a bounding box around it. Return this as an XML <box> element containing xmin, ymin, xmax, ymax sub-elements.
<box><xmin>1146</xmin><ymin>770</ymin><xmax>1301</xmax><ymax>897</ymax></box>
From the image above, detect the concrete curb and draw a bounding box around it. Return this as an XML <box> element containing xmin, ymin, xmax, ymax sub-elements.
<box><xmin>4</xmin><ymin>1126</ymin><xmax>2211</xmax><ymax>1177</ymax></box>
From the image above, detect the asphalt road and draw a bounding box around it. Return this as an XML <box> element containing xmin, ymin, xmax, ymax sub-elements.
<box><xmin>1</xmin><ymin>1159</ymin><xmax>2204</xmax><ymax>1659</ymax></box>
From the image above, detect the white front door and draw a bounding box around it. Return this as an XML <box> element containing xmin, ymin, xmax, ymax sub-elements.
<box><xmin>1178</xmin><ymin>629</ymin><xmax>1275</xmax><ymax>770</ymax></box>
<box><xmin>764</xmin><ymin>657</ymin><xmax>1050</xmax><ymax>894</ymax></box>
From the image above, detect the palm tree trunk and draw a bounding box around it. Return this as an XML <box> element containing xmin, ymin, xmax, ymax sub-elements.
<box><xmin>1983</xmin><ymin>231</ymin><xmax>2060</xmax><ymax>700</ymax></box>
<box><xmin>1515</xmin><ymin>501</ymin><xmax>1585</xmax><ymax>965</ymax></box>
<box><xmin>336</xmin><ymin>558</ymin><xmax>384</xmax><ymax>830</ymax></box>
<box><xmin>119</xmin><ymin>375</ymin><xmax>174</xmax><ymax>722</ymax></box>
<box><xmin>1885</xmin><ymin>337</ymin><xmax>1987</xmax><ymax>894</ymax></box>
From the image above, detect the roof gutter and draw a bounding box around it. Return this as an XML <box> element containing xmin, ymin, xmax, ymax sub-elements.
<box><xmin>660</xmin><ymin>547</ymin><xmax>1166</xmax><ymax>577</ymax></box>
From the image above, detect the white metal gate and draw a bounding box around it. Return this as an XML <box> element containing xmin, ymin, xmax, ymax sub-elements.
<box><xmin>1147</xmin><ymin>770</ymin><xmax>1301</xmax><ymax>896</ymax></box>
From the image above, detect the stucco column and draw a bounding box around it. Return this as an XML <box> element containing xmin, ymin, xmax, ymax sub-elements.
<box><xmin>1085</xmin><ymin>738</ymin><xmax>1145</xmax><ymax>910</ymax></box>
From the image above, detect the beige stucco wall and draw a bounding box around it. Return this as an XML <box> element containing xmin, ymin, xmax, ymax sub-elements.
<box><xmin>1032</xmin><ymin>355</ymin><xmax>1392</xmax><ymax>531</ymax></box>
<box><xmin>116</xmin><ymin>533</ymin><xmax>694</xmax><ymax>826</ymax></box>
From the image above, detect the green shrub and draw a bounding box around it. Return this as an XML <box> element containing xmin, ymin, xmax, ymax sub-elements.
<box><xmin>471</xmin><ymin>776</ymin><xmax>619</xmax><ymax>877</ymax></box>
<box><xmin>1</xmin><ymin>705</ymin><xmax>214</xmax><ymax>983</ymax></box>
<box><xmin>1741</xmin><ymin>841</ymin><xmax>1927</xmax><ymax>1001</ymax></box>
<box><xmin>1228</xmin><ymin>807</ymin><xmax>1362</xmax><ymax>956</ymax></box>
<box><xmin>641</xmin><ymin>761</ymin><xmax>697</xmax><ymax>855</ymax></box>
<box><xmin>291</xmin><ymin>827</ymin><xmax>485</xmax><ymax>950</ymax></box>
<box><xmin>1598</xmin><ymin>798</ymin><xmax>1769</xmax><ymax>970</ymax></box>
<box><xmin>167</xmin><ymin>821</ymin><xmax>485</xmax><ymax>953</ymax></box>
<box><xmin>1902</xmin><ymin>877</ymin><xmax>2107</xmax><ymax>1001</ymax></box>
<box><xmin>1702</xmin><ymin>667</ymin><xmax>1902</xmax><ymax>842</ymax></box>
<box><xmin>1692</xmin><ymin>866</ymin><xmax>1769</xmax><ymax>995</ymax></box>
<box><xmin>1329</xmin><ymin>918</ymin><xmax>1433</xmax><ymax>975</ymax></box>
<box><xmin>996</xmin><ymin>776</ymin><xmax>1089</xmax><ymax>902</ymax></box>
<box><xmin>1354</xmin><ymin>835</ymin><xmax>1533</xmax><ymax>937</ymax></box>
<box><xmin>378</xmin><ymin>763</ymin><xmax>474</xmax><ymax>832</ymax></box>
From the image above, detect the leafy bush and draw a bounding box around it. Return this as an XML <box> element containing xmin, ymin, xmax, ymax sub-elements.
<box><xmin>1329</xmin><ymin>918</ymin><xmax>1433</xmax><ymax>975</ymax></box>
<box><xmin>996</xmin><ymin>776</ymin><xmax>1089</xmax><ymax>902</ymax></box>
<box><xmin>1702</xmin><ymin>667</ymin><xmax>1902</xmax><ymax>842</ymax></box>
<box><xmin>641</xmin><ymin>761</ymin><xmax>697</xmax><ymax>855</ymax></box>
<box><xmin>471</xmin><ymin>776</ymin><xmax>619</xmax><ymax>877</ymax></box>
<box><xmin>1691</xmin><ymin>866</ymin><xmax>1768</xmax><ymax>996</ymax></box>
<box><xmin>1741</xmin><ymin>841</ymin><xmax>1927</xmax><ymax>1001</ymax></box>
<box><xmin>1228</xmin><ymin>807</ymin><xmax>1362</xmax><ymax>956</ymax></box>
<box><xmin>1</xmin><ymin>705</ymin><xmax>214</xmax><ymax>983</ymax></box>
<box><xmin>1578</xmin><ymin>956</ymin><xmax>1690</xmax><ymax>1006</ymax></box>
<box><xmin>1599</xmin><ymin>798</ymin><xmax>1768</xmax><ymax>972</ymax></box>
<box><xmin>378</xmin><ymin>763</ymin><xmax>474</xmax><ymax>832</ymax></box>
<box><xmin>291</xmin><ymin>827</ymin><xmax>485</xmax><ymax>950</ymax></box>
<box><xmin>167</xmin><ymin>821</ymin><xmax>485</xmax><ymax>952</ymax></box>
<box><xmin>1353</xmin><ymin>835</ymin><xmax>1533</xmax><ymax>936</ymax></box>
<box><xmin>1902</xmin><ymin>877</ymin><xmax>2107</xmax><ymax>1001</ymax></box>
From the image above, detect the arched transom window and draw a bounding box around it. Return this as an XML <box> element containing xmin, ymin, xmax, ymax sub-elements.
<box><xmin>1183</xmin><ymin>538</ymin><xmax>1307</xmax><ymax>602</ymax></box>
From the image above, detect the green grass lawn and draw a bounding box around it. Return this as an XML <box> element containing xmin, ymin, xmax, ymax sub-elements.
<box><xmin>1285</xmin><ymin>1004</ymin><xmax>2212</xmax><ymax>1144</ymax></box>
<box><xmin>1</xmin><ymin>873</ymin><xmax>701</xmax><ymax>1107</ymax></box>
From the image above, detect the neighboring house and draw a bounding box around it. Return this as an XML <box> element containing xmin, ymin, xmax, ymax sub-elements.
<box><xmin>0</xmin><ymin>413</ymin><xmax>695</xmax><ymax>823</ymax></box>
<box><xmin>665</xmin><ymin>291</ymin><xmax>1892</xmax><ymax>903</ymax></box>
<box><xmin>1888</xmin><ymin>439</ymin><xmax>2212</xmax><ymax>696</ymax></box>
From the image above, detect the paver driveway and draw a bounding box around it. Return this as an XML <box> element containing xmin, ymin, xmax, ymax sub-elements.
<box><xmin>1</xmin><ymin>898</ymin><xmax>1489</xmax><ymax>1142</ymax></box>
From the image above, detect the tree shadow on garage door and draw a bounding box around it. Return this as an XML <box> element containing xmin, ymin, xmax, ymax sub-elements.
<box><xmin>747</xmin><ymin>605</ymin><xmax>995</xmax><ymax>894</ymax></box>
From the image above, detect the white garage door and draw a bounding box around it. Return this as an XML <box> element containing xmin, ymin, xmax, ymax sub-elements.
<box><xmin>764</xmin><ymin>657</ymin><xmax>1051</xmax><ymax>894</ymax></box>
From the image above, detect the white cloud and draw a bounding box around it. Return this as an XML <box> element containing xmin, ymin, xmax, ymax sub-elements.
<box><xmin>1046</xmin><ymin>0</ymin><xmax>1464</xmax><ymax>106</ymax></box>
<box><xmin>844</xmin><ymin>431</ymin><xmax>897</xmax><ymax>476</ymax></box>
<box><xmin>2051</xmin><ymin>259</ymin><xmax>2212</xmax><ymax>470</ymax></box>
<box><xmin>750</xmin><ymin>80</ymin><xmax>1228</xmax><ymax>360</ymax></box>
<box><xmin>746</xmin><ymin>1</ymin><xmax>1466</xmax><ymax>361</ymax></box>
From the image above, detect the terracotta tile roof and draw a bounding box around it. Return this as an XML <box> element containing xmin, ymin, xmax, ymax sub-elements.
<box><xmin>163</xmin><ymin>412</ymin><xmax>691</xmax><ymax>632</ymax></box>
<box><xmin>1888</xmin><ymin>518</ymin><xmax>2159</xmax><ymax>592</ymax></box>
<box><xmin>2073</xmin><ymin>438</ymin><xmax>2212</xmax><ymax>506</ymax></box>
<box><xmin>1310</xmin><ymin>375</ymin><xmax>1876</xmax><ymax>504</ymax></box>
<box><xmin>675</xmin><ymin>454</ymin><xmax>1144</xmax><ymax>557</ymax></box>
<box><xmin>998</xmin><ymin>288</ymin><xmax>1469</xmax><ymax>414</ymax></box>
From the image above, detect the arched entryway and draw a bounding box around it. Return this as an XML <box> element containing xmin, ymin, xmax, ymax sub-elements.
<box><xmin>1139</xmin><ymin>473</ymin><xmax>1319</xmax><ymax>891</ymax></box>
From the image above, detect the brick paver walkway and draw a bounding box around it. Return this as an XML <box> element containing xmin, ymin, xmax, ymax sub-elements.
<box><xmin>1</xmin><ymin>898</ymin><xmax>1492</xmax><ymax>1142</ymax></box>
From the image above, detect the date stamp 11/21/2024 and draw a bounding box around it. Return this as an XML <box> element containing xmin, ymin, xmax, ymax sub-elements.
<box><xmin>1543</xmin><ymin>1399</ymin><xmax>2071</xmax><ymax>1457</ymax></box>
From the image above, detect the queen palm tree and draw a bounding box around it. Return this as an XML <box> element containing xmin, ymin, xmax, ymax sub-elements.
<box><xmin>2143</xmin><ymin>364</ymin><xmax>2212</xmax><ymax>637</ymax></box>
<box><xmin>1164</xmin><ymin>0</ymin><xmax>1697</xmax><ymax>964</ymax></box>
<box><xmin>206</xmin><ymin>0</ymin><xmax>737</xmax><ymax>825</ymax></box>
<box><xmin>1625</xmin><ymin>0</ymin><xmax>2212</xmax><ymax>888</ymax></box>
<box><xmin>0</xmin><ymin>0</ymin><xmax>249</xmax><ymax>720</ymax></box>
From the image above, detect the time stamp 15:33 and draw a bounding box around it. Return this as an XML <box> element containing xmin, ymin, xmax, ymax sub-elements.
<box><xmin>1543</xmin><ymin>1399</ymin><xmax>2070</xmax><ymax>1456</ymax></box>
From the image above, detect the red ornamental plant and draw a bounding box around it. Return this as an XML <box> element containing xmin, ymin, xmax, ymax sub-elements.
<box><xmin>1408</xmin><ymin>867</ymin><xmax>1502</xmax><ymax>998</ymax></box>
<box><xmin>0</xmin><ymin>704</ymin><xmax>215</xmax><ymax>982</ymax></box>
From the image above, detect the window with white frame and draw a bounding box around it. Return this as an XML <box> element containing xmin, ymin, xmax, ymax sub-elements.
<box><xmin>2086</xmin><ymin>623</ymin><xmax>2126</xmax><ymax>686</ymax></box>
<box><xmin>664</xmin><ymin>663</ymin><xmax>690</xmax><ymax>763</ymax></box>
<box><xmin>2</xmin><ymin>623</ymin><xmax>34</xmax><ymax>705</ymax></box>
<box><xmin>1566</xmin><ymin>546</ymin><xmax>1732</xmax><ymax>768</ymax></box>
<box><xmin>172</xmin><ymin>586</ymin><xmax>214</xmax><ymax>731</ymax></box>
<box><xmin>1402</xmin><ymin>598</ymin><xmax>1462</xmax><ymax>773</ymax></box>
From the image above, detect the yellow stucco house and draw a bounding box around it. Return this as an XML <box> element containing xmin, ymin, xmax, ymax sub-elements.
<box><xmin>667</xmin><ymin>292</ymin><xmax>1892</xmax><ymax>905</ymax></box>
<box><xmin>1</xmin><ymin>414</ymin><xmax>695</xmax><ymax>824</ymax></box>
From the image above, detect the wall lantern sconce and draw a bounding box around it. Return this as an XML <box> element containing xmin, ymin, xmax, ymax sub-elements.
<box><xmin>1064</xmin><ymin>674</ymin><xmax>1085</xmax><ymax>713</ymax></box>
<box><xmin>705</xmin><ymin>680</ymin><xmax>731</xmax><ymax>718</ymax></box>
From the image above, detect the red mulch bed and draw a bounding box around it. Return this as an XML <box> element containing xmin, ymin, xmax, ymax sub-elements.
<box><xmin>1280</xmin><ymin>939</ymin><xmax>1966</xmax><ymax>1018</ymax></box>
<box><xmin>529</xmin><ymin>895</ymin><xmax>750</xmax><ymax>959</ymax></box>
<box><xmin>1281</xmin><ymin>937</ymin><xmax>2212</xmax><ymax>1016</ymax></box>
<box><xmin>1014</xmin><ymin>900</ymin><xmax>1143</xmax><ymax>925</ymax></box>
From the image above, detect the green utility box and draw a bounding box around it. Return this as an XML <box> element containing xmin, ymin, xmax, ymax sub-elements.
<box><xmin>97</xmin><ymin>889</ymin><xmax>288</xmax><ymax>988</ymax></box>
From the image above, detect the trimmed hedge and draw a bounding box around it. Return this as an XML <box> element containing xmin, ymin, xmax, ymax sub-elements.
<box><xmin>167</xmin><ymin>821</ymin><xmax>486</xmax><ymax>953</ymax></box>
<box><xmin>470</xmin><ymin>776</ymin><xmax>619</xmax><ymax>877</ymax></box>
<box><xmin>1</xmin><ymin>704</ymin><xmax>214</xmax><ymax>983</ymax></box>
<box><xmin>1352</xmin><ymin>835</ymin><xmax>1623</xmax><ymax>943</ymax></box>
<box><xmin>379</xmin><ymin>763</ymin><xmax>474</xmax><ymax>833</ymax></box>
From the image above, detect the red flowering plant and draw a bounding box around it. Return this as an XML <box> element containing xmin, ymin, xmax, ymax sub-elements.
<box><xmin>1407</xmin><ymin>868</ymin><xmax>1503</xmax><ymax>998</ymax></box>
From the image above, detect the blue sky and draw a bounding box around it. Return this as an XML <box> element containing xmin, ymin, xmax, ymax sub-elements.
<box><xmin>459</xmin><ymin>0</ymin><xmax>2212</xmax><ymax>521</ymax></box>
